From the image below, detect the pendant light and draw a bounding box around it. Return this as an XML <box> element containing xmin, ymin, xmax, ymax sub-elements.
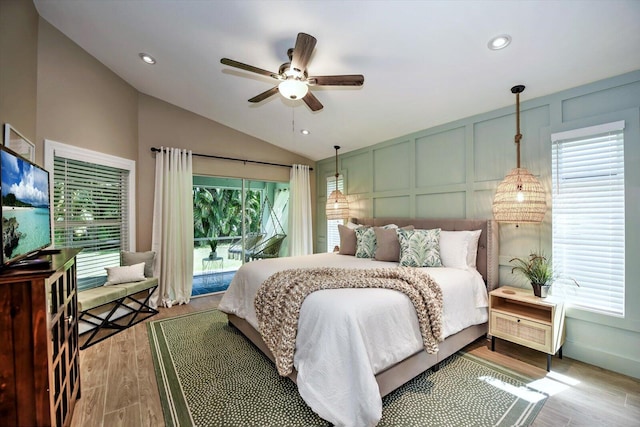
<box><xmin>492</xmin><ymin>85</ymin><xmax>546</xmax><ymax>225</ymax></box>
<box><xmin>326</xmin><ymin>145</ymin><xmax>350</xmax><ymax>220</ymax></box>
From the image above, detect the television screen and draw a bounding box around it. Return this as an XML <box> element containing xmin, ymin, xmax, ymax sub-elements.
<box><xmin>1</xmin><ymin>145</ymin><xmax>52</xmax><ymax>267</ymax></box>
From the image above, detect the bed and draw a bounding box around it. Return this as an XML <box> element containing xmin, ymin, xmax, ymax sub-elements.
<box><xmin>218</xmin><ymin>217</ymin><xmax>499</xmax><ymax>427</ymax></box>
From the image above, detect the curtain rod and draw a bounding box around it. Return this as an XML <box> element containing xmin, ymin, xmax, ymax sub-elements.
<box><xmin>150</xmin><ymin>147</ymin><xmax>313</xmax><ymax>171</ymax></box>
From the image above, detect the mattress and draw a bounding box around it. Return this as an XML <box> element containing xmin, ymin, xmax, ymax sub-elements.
<box><xmin>218</xmin><ymin>252</ymin><xmax>489</xmax><ymax>427</ymax></box>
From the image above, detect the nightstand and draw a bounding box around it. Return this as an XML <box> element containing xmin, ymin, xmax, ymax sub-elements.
<box><xmin>489</xmin><ymin>286</ymin><xmax>566</xmax><ymax>371</ymax></box>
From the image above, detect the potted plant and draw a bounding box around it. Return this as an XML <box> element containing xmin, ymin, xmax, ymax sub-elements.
<box><xmin>510</xmin><ymin>251</ymin><xmax>553</xmax><ymax>297</ymax></box>
<box><xmin>207</xmin><ymin>237</ymin><xmax>218</xmax><ymax>259</ymax></box>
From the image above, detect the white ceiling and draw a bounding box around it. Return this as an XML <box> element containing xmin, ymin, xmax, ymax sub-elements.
<box><xmin>33</xmin><ymin>0</ymin><xmax>640</xmax><ymax>161</ymax></box>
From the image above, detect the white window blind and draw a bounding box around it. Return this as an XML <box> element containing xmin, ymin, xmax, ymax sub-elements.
<box><xmin>326</xmin><ymin>174</ymin><xmax>345</xmax><ymax>252</ymax></box>
<box><xmin>551</xmin><ymin>121</ymin><xmax>625</xmax><ymax>316</ymax></box>
<box><xmin>53</xmin><ymin>156</ymin><xmax>131</xmax><ymax>290</ymax></box>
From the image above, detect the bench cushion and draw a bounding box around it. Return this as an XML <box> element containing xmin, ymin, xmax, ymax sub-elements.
<box><xmin>112</xmin><ymin>277</ymin><xmax>159</xmax><ymax>295</ymax></box>
<box><xmin>78</xmin><ymin>286</ymin><xmax>128</xmax><ymax>311</ymax></box>
<box><xmin>78</xmin><ymin>277</ymin><xmax>158</xmax><ymax>311</ymax></box>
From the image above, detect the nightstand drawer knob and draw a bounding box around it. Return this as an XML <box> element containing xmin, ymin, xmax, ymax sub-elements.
<box><xmin>517</xmin><ymin>319</ymin><xmax>521</xmax><ymax>322</ymax></box>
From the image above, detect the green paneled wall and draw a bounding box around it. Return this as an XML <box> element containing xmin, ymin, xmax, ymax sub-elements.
<box><xmin>315</xmin><ymin>70</ymin><xmax>640</xmax><ymax>380</ymax></box>
<box><xmin>416</xmin><ymin>127</ymin><xmax>466</xmax><ymax>187</ymax></box>
<box><xmin>373</xmin><ymin>141</ymin><xmax>411</xmax><ymax>192</ymax></box>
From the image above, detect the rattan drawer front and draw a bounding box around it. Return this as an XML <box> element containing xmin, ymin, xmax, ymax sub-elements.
<box><xmin>490</xmin><ymin>311</ymin><xmax>552</xmax><ymax>353</ymax></box>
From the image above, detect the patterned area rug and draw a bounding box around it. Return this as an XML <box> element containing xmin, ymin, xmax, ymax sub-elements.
<box><xmin>148</xmin><ymin>309</ymin><xmax>547</xmax><ymax>427</ymax></box>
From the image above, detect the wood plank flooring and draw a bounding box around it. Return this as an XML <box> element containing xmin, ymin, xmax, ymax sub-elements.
<box><xmin>71</xmin><ymin>293</ymin><xmax>640</xmax><ymax>427</ymax></box>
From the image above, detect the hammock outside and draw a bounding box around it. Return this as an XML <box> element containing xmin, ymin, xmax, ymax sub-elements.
<box><xmin>227</xmin><ymin>195</ymin><xmax>286</xmax><ymax>261</ymax></box>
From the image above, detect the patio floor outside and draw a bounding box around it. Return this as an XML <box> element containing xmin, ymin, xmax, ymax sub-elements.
<box><xmin>192</xmin><ymin>243</ymin><xmax>241</xmax><ymax>296</ymax></box>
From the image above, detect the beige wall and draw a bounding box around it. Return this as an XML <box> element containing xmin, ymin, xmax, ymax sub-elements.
<box><xmin>35</xmin><ymin>18</ymin><xmax>139</xmax><ymax>165</ymax></box>
<box><xmin>0</xmin><ymin>0</ymin><xmax>39</xmax><ymax>143</ymax></box>
<box><xmin>137</xmin><ymin>94</ymin><xmax>316</xmax><ymax>250</ymax></box>
<box><xmin>16</xmin><ymin>14</ymin><xmax>316</xmax><ymax>253</ymax></box>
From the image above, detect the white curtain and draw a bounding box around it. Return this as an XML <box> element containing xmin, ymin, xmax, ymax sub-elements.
<box><xmin>288</xmin><ymin>165</ymin><xmax>313</xmax><ymax>256</ymax></box>
<box><xmin>151</xmin><ymin>147</ymin><xmax>194</xmax><ymax>308</ymax></box>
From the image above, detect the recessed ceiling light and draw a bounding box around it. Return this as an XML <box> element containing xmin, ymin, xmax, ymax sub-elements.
<box><xmin>139</xmin><ymin>53</ymin><xmax>156</xmax><ymax>64</ymax></box>
<box><xmin>300</xmin><ymin>129</ymin><xmax>310</xmax><ymax>135</ymax></box>
<box><xmin>488</xmin><ymin>34</ymin><xmax>512</xmax><ymax>50</ymax></box>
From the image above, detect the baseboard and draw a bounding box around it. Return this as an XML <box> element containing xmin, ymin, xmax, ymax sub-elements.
<box><xmin>564</xmin><ymin>341</ymin><xmax>640</xmax><ymax>380</ymax></box>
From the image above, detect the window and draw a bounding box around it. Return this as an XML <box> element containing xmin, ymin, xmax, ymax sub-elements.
<box><xmin>551</xmin><ymin>121</ymin><xmax>625</xmax><ymax>316</ymax></box>
<box><xmin>326</xmin><ymin>174</ymin><xmax>345</xmax><ymax>252</ymax></box>
<box><xmin>45</xmin><ymin>141</ymin><xmax>136</xmax><ymax>290</ymax></box>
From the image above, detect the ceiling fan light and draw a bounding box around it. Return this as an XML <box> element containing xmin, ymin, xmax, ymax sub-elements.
<box><xmin>278</xmin><ymin>79</ymin><xmax>308</xmax><ymax>100</ymax></box>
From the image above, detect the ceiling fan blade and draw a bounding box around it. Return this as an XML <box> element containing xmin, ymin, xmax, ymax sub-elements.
<box><xmin>221</xmin><ymin>58</ymin><xmax>277</xmax><ymax>78</ymax></box>
<box><xmin>309</xmin><ymin>75</ymin><xmax>365</xmax><ymax>86</ymax></box>
<box><xmin>248</xmin><ymin>86</ymin><xmax>279</xmax><ymax>103</ymax></box>
<box><xmin>302</xmin><ymin>91</ymin><xmax>323</xmax><ymax>111</ymax></box>
<box><xmin>290</xmin><ymin>33</ymin><xmax>317</xmax><ymax>73</ymax></box>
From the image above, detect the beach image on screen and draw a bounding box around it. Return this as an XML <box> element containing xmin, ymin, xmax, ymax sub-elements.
<box><xmin>1</xmin><ymin>150</ymin><xmax>51</xmax><ymax>261</ymax></box>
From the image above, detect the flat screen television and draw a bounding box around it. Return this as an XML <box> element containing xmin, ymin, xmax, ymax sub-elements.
<box><xmin>0</xmin><ymin>144</ymin><xmax>52</xmax><ymax>268</ymax></box>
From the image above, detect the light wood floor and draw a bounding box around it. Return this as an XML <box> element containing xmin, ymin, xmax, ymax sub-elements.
<box><xmin>71</xmin><ymin>293</ymin><xmax>640</xmax><ymax>427</ymax></box>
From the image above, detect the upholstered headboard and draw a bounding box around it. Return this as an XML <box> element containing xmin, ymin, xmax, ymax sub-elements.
<box><xmin>351</xmin><ymin>218</ymin><xmax>499</xmax><ymax>291</ymax></box>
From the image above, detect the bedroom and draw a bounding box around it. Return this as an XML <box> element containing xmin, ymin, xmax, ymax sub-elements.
<box><xmin>1</xmin><ymin>1</ymin><xmax>639</xmax><ymax>426</ymax></box>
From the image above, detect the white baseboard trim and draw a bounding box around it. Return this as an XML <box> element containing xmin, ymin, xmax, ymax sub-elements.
<box><xmin>564</xmin><ymin>341</ymin><xmax>640</xmax><ymax>380</ymax></box>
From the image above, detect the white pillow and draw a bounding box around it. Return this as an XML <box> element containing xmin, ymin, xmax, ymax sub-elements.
<box><xmin>466</xmin><ymin>229</ymin><xmax>482</xmax><ymax>268</ymax></box>
<box><xmin>439</xmin><ymin>230</ymin><xmax>482</xmax><ymax>269</ymax></box>
<box><xmin>346</xmin><ymin>221</ymin><xmax>362</xmax><ymax>230</ymax></box>
<box><xmin>104</xmin><ymin>262</ymin><xmax>146</xmax><ymax>285</ymax></box>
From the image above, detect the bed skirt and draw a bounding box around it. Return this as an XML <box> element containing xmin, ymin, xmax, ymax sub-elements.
<box><xmin>227</xmin><ymin>313</ymin><xmax>487</xmax><ymax>397</ymax></box>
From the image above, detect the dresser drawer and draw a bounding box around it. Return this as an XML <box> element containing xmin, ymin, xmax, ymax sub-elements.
<box><xmin>490</xmin><ymin>311</ymin><xmax>552</xmax><ymax>354</ymax></box>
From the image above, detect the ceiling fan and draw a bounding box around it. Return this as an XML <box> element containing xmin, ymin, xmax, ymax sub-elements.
<box><xmin>221</xmin><ymin>32</ymin><xmax>364</xmax><ymax>111</ymax></box>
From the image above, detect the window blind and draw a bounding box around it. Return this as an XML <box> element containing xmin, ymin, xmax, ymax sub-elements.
<box><xmin>53</xmin><ymin>156</ymin><xmax>130</xmax><ymax>290</ymax></box>
<box><xmin>551</xmin><ymin>121</ymin><xmax>625</xmax><ymax>316</ymax></box>
<box><xmin>326</xmin><ymin>175</ymin><xmax>345</xmax><ymax>252</ymax></box>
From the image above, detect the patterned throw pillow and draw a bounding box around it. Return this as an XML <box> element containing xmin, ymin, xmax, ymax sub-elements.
<box><xmin>397</xmin><ymin>228</ymin><xmax>443</xmax><ymax>267</ymax></box>
<box><xmin>355</xmin><ymin>227</ymin><xmax>376</xmax><ymax>258</ymax></box>
<box><xmin>355</xmin><ymin>224</ymin><xmax>397</xmax><ymax>258</ymax></box>
<box><xmin>374</xmin><ymin>225</ymin><xmax>415</xmax><ymax>262</ymax></box>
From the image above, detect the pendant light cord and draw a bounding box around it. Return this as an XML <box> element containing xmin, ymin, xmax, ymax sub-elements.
<box><xmin>512</xmin><ymin>85</ymin><xmax>525</xmax><ymax>168</ymax></box>
<box><xmin>334</xmin><ymin>146</ymin><xmax>340</xmax><ymax>202</ymax></box>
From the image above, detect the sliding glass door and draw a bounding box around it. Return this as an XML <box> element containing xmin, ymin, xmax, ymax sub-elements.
<box><xmin>192</xmin><ymin>176</ymin><xmax>289</xmax><ymax>296</ymax></box>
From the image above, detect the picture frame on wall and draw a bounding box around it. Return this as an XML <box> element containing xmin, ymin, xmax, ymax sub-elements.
<box><xmin>2</xmin><ymin>124</ymin><xmax>35</xmax><ymax>162</ymax></box>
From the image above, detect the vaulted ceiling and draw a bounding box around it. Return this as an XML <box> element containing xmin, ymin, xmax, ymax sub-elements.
<box><xmin>34</xmin><ymin>0</ymin><xmax>640</xmax><ymax>161</ymax></box>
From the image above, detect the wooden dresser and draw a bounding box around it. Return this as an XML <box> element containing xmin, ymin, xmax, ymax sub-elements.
<box><xmin>0</xmin><ymin>248</ymin><xmax>82</xmax><ymax>427</ymax></box>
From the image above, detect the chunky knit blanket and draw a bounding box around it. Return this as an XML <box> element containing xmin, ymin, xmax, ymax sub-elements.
<box><xmin>254</xmin><ymin>267</ymin><xmax>444</xmax><ymax>376</ymax></box>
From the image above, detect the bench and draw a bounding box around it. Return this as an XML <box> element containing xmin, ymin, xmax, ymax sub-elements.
<box><xmin>77</xmin><ymin>278</ymin><xmax>159</xmax><ymax>349</ymax></box>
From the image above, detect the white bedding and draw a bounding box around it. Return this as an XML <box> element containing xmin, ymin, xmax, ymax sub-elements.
<box><xmin>218</xmin><ymin>253</ymin><xmax>489</xmax><ymax>427</ymax></box>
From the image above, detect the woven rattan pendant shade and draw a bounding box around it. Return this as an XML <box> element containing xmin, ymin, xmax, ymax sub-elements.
<box><xmin>326</xmin><ymin>189</ymin><xmax>350</xmax><ymax>220</ymax></box>
<box><xmin>326</xmin><ymin>145</ymin><xmax>350</xmax><ymax>220</ymax></box>
<box><xmin>492</xmin><ymin>85</ymin><xmax>546</xmax><ymax>224</ymax></box>
<box><xmin>492</xmin><ymin>167</ymin><xmax>546</xmax><ymax>223</ymax></box>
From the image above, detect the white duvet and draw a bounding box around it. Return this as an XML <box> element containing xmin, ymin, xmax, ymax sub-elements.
<box><xmin>218</xmin><ymin>253</ymin><xmax>488</xmax><ymax>427</ymax></box>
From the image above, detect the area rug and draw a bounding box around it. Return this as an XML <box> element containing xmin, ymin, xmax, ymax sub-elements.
<box><xmin>148</xmin><ymin>309</ymin><xmax>547</xmax><ymax>427</ymax></box>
